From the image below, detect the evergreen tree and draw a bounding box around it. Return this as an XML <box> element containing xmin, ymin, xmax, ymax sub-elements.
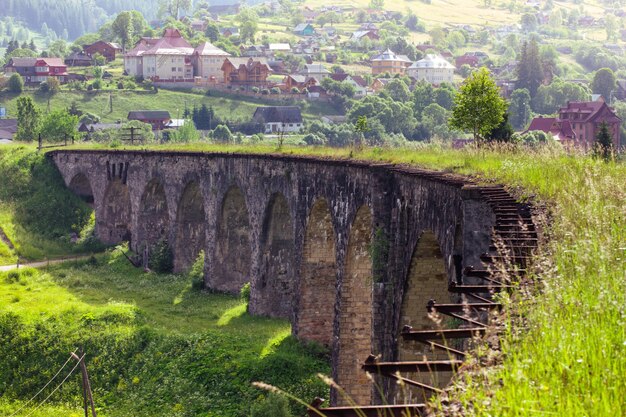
<box><xmin>16</xmin><ymin>96</ymin><xmax>41</xmax><ymax>142</ymax></box>
<box><xmin>28</xmin><ymin>39</ymin><xmax>36</xmax><ymax>51</ymax></box>
<box><xmin>594</xmin><ymin>121</ymin><xmax>613</xmax><ymax>161</ymax></box>
<box><xmin>486</xmin><ymin>113</ymin><xmax>514</xmax><ymax>142</ymax></box>
<box><xmin>508</xmin><ymin>88</ymin><xmax>532</xmax><ymax>130</ymax></box>
<box><xmin>516</xmin><ymin>40</ymin><xmax>543</xmax><ymax>98</ymax></box>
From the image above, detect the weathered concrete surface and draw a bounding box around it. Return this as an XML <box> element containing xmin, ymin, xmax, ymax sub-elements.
<box><xmin>49</xmin><ymin>150</ymin><xmax>496</xmax><ymax>406</ymax></box>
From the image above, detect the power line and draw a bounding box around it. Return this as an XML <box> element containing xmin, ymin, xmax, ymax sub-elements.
<box><xmin>22</xmin><ymin>353</ymin><xmax>85</xmax><ymax>417</ymax></box>
<box><xmin>8</xmin><ymin>350</ymin><xmax>78</xmax><ymax>417</ymax></box>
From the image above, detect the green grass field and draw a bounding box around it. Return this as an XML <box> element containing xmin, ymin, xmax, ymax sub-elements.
<box><xmin>0</xmin><ymin>89</ymin><xmax>343</xmax><ymax>126</ymax></box>
<box><xmin>0</xmin><ymin>251</ymin><xmax>330</xmax><ymax>417</ymax></box>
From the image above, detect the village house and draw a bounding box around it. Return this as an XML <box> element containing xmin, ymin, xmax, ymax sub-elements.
<box><xmin>455</xmin><ymin>54</ymin><xmax>479</xmax><ymax>68</ymax></box>
<box><xmin>329</xmin><ymin>73</ymin><xmax>369</xmax><ymax>97</ymax></box>
<box><xmin>220</xmin><ymin>27</ymin><xmax>240</xmax><ymax>38</ymax></box>
<box><xmin>3</xmin><ymin>57</ymin><xmax>68</xmax><ymax>84</ymax></box>
<box><xmin>293</xmin><ymin>23</ymin><xmax>315</xmax><ymax>36</ymax></box>
<box><xmin>281</xmin><ymin>74</ymin><xmax>317</xmax><ymax>92</ymax></box>
<box><xmin>525</xmin><ymin>116</ymin><xmax>576</xmax><ymax>142</ymax></box>
<box><xmin>124</xmin><ymin>29</ymin><xmax>229</xmax><ymax>83</ymax></box>
<box><xmin>371</xmin><ymin>49</ymin><xmax>411</xmax><ymax>75</ymax></box>
<box><xmin>193</xmin><ymin>41</ymin><xmax>231</xmax><ymax>82</ymax></box>
<box><xmin>252</xmin><ymin>106</ymin><xmax>304</xmax><ymax>134</ymax></box>
<box><xmin>65</xmin><ymin>51</ymin><xmax>93</xmax><ymax>67</ymax></box>
<box><xmin>128</xmin><ymin>110</ymin><xmax>171</xmax><ymax>130</ymax></box>
<box><xmin>350</xmin><ymin>30</ymin><xmax>380</xmax><ymax>42</ymax></box>
<box><xmin>83</xmin><ymin>41</ymin><xmax>122</xmax><ymax>61</ymax></box>
<box><xmin>527</xmin><ymin>100</ymin><xmax>621</xmax><ymax>149</ymax></box>
<box><xmin>299</xmin><ymin>64</ymin><xmax>330</xmax><ymax>82</ymax></box>
<box><xmin>0</xmin><ymin>119</ymin><xmax>18</xmax><ymax>142</ymax></box>
<box><xmin>370</xmin><ymin>77</ymin><xmax>392</xmax><ymax>92</ymax></box>
<box><xmin>221</xmin><ymin>57</ymin><xmax>272</xmax><ymax>86</ymax></box>
<box><xmin>268</xmin><ymin>43</ymin><xmax>291</xmax><ymax>56</ymax></box>
<box><xmin>407</xmin><ymin>54</ymin><xmax>455</xmax><ymax>84</ymax></box>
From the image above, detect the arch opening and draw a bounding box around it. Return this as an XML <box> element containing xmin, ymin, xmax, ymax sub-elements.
<box><xmin>174</xmin><ymin>181</ymin><xmax>206</xmax><ymax>272</ymax></box>
<box><xmin>297</xmin><ymin>199</ymin><xmax>336</xmax><ymax>346</ymax></box>
<box><xmin>99</xmin><ymin>179</ymin><xmax>131</xmax><ymax>245</ymax></box>
<box><xmin>337</xmin><ymin>205</ymin><xmax>373</xmax><ymax>405</ymax></box>
<box><xmin>257</xmin><ymin>193</ymin><xmax>294</xmax><ymax>318</ymax></box>
<box><xmin>137</xmin><ymin>179</ymin><xmax>169</xmax><ymax>256</ymax></box>
<box><xmin>69</xmin><ymin>173</ymin><xmax>94</xmax><ymax>205</ymax></box>
<box><xmin>396</xmin><ymin>230</ymin><xmax>453</xmax><ymax>403</ymax></box>
<box><xmin>213</xmin><ymin>186</ymin><xmax>252</xmax><ymax>293</ymax></box>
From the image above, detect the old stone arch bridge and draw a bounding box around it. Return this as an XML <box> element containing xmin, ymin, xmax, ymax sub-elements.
<box><xmin>50</xmin><ymin>149</ymin><xmax>501</xmax><ymax>406</ymax></box>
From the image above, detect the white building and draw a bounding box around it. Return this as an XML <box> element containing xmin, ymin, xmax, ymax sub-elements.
<box><xmin>124</xmin><ymin>29</ymin><xmax>229</xmax><ymax>82</ymax></box>
<box><xmin>252</xmin><ymin>106</ymin><xmax>304</xmax><ymax>134</ymax></box>
<box><xmin>407</xmin><ymin>54</ymin><xmax>455</xmax><ymax>84</ymax></box>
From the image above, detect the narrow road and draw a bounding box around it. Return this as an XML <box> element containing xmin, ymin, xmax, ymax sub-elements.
<box><xmin>0</xmin><ymin>255</ymin><xmax>92</xmax><ymax>272</ymax></box>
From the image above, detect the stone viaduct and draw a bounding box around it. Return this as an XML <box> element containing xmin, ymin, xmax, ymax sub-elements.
<box><xmin>49</xmin><ymin>150</ymin><xmax>496</xmax><ymax>405</ymax></box>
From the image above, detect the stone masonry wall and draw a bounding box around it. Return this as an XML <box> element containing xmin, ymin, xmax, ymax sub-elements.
<box><xmin>50</xmin><ymin>150</ymin><xmax>496</xmax><ymax>406</ymax></box>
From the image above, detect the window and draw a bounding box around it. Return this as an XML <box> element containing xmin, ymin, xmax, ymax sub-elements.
<box><xmin>172</xmin><ymin>67</ymin><xmax>176</xmax><ymax>72</ymax></box>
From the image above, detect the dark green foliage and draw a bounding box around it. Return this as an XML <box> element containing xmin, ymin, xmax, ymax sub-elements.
<box><xmin>508</xmin><ymin>89</ymin><xmax>532</xmax><ymax>130</ymax></box>
<box><xmin>516</xmin><ymin>40</ymin><xmax>544</xmax><ymax>97</ymax></box>
<box><xmin>0</xmin><ymin>148</ymin><xmax>91</xmax><ymax>241</ymax></box>
<box><xmin>7</xmin><ymin>73</ymin><xmax>23</xmax><ymax>93</ymax></box>
<box><xmin>594</xmin><ymin>121</ymin><xmax>613</xmax><ymax>161</ymax></box>
<box><xmin>240</xmin><ymin>282</ymin><xmax>251</xmax><ymax>303</ymax></box>
<box><xmin>250</xmin><ymin>393</ymin><xmax>293</xmax><ymax>417</ymax></box>
<box><xmin>486</xmin><ymin>113</ymin><xmax>514</xmax><ymax>142</ymax></box>
<box><xmin>149</xmin><ymin>239</ymin><xmax>173</xmax><ymax>273</ymax></box>
<box><xmin>189</xmin><ymin>250</ymin><xmax>205</xmax><ymax>290</ymax></box>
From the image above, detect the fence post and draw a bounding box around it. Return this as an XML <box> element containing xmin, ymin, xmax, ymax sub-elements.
<box><xmin>38</xmin><ymin>133</ymin><xmax>42</xmax><ymax>151</ymax></box>
<box><xmin>130</xmin><ymin>127</ymin><xmax>135</xmax><ymax>146</ymax></box>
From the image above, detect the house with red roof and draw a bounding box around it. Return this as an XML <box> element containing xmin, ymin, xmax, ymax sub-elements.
<box><xmin>329</xmin><ymin>73</ymin><xmax>369</xmax><ymax>97</ymax></box>
<box><xmin>124</xmin><ymin>29</ymin><xmax>230</xmax><ymax>83</ymax></box>
<box><xmin>526</xmin><ymin>99</ymin><xmax>621</xmax><ymax>149</ymax></box>
<box><xmin>83</xmin><ymin>41</ymin><xmax>122</xmax><ymax>62</ymax></box>
<box><xmin>3</xmin><ymin>57</ymin><xmax>68</xmax><ymax>84</ymax></box>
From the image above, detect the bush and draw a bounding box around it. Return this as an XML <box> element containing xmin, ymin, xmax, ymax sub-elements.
<box><xmin>240</xmin><ymin>282</ymin><xmax>251</xmax><ymax>303</ymax></box>
<box><xmin>148</xmin><ymin>239</ymin><xmax>173</xmax><ymax>273</ymax></box>
<box><xmin>213</xmin><ymin>124</ymin><xmax>233</xmax><ymax>143</ymax></box>
<box><xmin>303</xmin><ymin>133</ymin><xmax>326</xmax><ymax>146</ymax></box>
<box><xmin>252</xmin><ymin>86</ymin><xmax>260</xmax><ymax>94</ymax></box>
<box><xmin>270</xmin><ymin>87</ymin><xmax>281</xmax><ymax>95</ymax></box>
<box><xmin>92</xmin><ymin>79</ymin><xmax>102</xmax><ymax>90</ymax></box>
<box><xmin>261</xmin><ymin>88</ymin><xmax>270</xmax><ymax>95</ymax></box>
<box><xmin>250</xmin><ymin>393</ymin><xmax>292</xmax><ymax>417</ymax></box>
<box><xmin>190</xmin><ymin>250</ymin><xmax>205</xmax><ymax>290</ymax></box>
<box><xmin>7</xmin><ymin>73</ymin><xmax>23</xmax><ymax>93</ymax></box>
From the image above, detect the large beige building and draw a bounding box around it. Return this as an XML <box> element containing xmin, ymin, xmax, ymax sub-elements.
<box><xmin>371</xmin><ymin>49</ymin><xmax>411</xmax><ymax>75</ymax></box>
<box><xmin>124</xmin><ymin>28</ymin><xmax>229</xmax><ymax>82</ymax></box>
<box><xmin>407</xmin><ymin>54</ymin><xmax>455</xmax><ymax>84</ymax></box>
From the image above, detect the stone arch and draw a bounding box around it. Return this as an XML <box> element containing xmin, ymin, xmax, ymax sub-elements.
<box><xmin>174</xmin><ymin>180</ymin><xmax>206</xmax><ymax>272</ymax></box>
<box><xmin>256</xmin><ymin>192</ymin><xmax>294</xmax><ymax>318</ymax></box>
<box><xmin>99</xmin><ymin>179</ymin><xmax>131</xmax><ymax>245</ymax></box>
<box><xmin>337</xmin><ymin>205</ymin><xmax>373</xmax><ymax>405</ymax></box>
<box><xmin>136</xmin><ymin>178</ymin><xmax>169</xmax><ymax>255</ymax></box>
<box><xmin>68</xmin><ymin>173</ymin><xmax>94</xmax><ymax>205</ymax></box>
<box><xmin>297</xmin><ymin>198</ymin><xmax>336</xmax><ymax>346</ymax></box>
<box><xmin>213</xmin><ymin>185</ymin><xmax>252</xmax><ymax>293</ymax></box>
<box><xmin>396</xmin><ymin>230</ymin><xmax>454</xmax><ymax>402</ymax></box>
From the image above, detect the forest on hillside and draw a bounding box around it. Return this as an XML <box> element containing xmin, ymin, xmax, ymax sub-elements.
<box><xmin>2</xmin><ymin>0</ymin><xmax>158</xmax><ymax>40</ymax></box>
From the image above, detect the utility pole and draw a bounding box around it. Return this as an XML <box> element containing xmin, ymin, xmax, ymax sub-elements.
<box><xmin>71</xmin><ymin>349</ymin><xmax>97</xmax><ymax>417</ymax></box>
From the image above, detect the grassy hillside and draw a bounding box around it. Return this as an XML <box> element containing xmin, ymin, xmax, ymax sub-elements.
<box><xmin>0</xmin><ymin>89</ymin><xmax>343</xmax><ymax>126</ymax></box>
<box><xmin>0</xmin><ymin>251</ymin><xmax>329</xmax><ymax>417</ymax></box>
<box><xmin>0</xmin><ymin>145</ymin><xmax>102</xmax><ymax>264</ymax></box>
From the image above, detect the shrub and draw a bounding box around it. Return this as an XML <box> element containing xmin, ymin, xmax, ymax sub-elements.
<box><xmin>148</xmin><ymin>239</ymin><xmax>173</xmax><ymax>273</ymax></box>
<box><xmin>252</xmin><ymin>86</ymin><xmax>260</xmax><ymax>94</ymax></box>
<box><xmin>240</xmin><ymin>282</ymin><xmax>251</xmax><ymax>303</ymax></box>
<box><xmin>250</xmin><ymin>393</ymin><xmax>292</xmax><ymax>417</ymax></box>
<box><xmin>8</xmin><ymin>73</ymin><xmax>23</xmax><ymax>93</ymax></box>
<box><xmin>270</xmin><ymin>87</ymin><xmax>281</xmax><ymax>94</ymax></box>
<box><xmin>261</xmin><ymin>88</ymin><xmax>270</xmax><ymax>95</ymax></box>
<box><xmin>303</xmin><ymin>133</ymin><xmax>326</xmax><ymax>146</ymax></box>
<box><xmin>92</xmin><ymin>79</ymin><xmax>102</xmax><ymax>90</ymax></box>
<box><xmin>213</xmin><ymin>124</ymin><xmax>233</xmax><ymax>143</ymax></box>
<box><xmin>190</xmin><ymin>250</ymin><xmax>205</xmax><ymax>290</ymax></box>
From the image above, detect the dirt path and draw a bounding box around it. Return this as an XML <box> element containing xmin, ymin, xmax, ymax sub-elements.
<box><xmin>0</xmin><ymin>255</ymin><xmax>92</xmax><ymax>272</ymax></box>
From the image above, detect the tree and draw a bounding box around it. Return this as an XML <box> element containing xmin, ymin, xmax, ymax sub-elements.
<box><xmin>39</xmin><ymin>110</ymin><xmax>78</xmax><ymax>142</ymax></box>
<box><xmin>205</xmin><ymin>22</ymin><xmax>220</xmax><ymax>42</ymax></box>
<box><xmin>7</xmin><ymin>73</ymin><xmax>23</xmax><ymax>93</ymax></box>
<box><xmin>384</xmin><ymin>78</ymin><xmax>411</xmax><ymax>102</ymax></box>
<box><xmin>421</xmin><ymin>103</ymin><xmax>450</xmax><ymax>139</ymax></box>
<box><xmin>44</xmin><ymin>77</ymin><xmax>61</xmax><ymax>95</ymax></box>
<box><xmin>112</xmin><ymin>11</ymin><xmax>133</xmax><ymax>51</ymax></box>
<box><xmin>520</xmin><ymin>13</ymin><xmax>538</xmax><ymax>32</ymax></box>
<box><xmin>508</xmin><ymin>88</ymin><xmax>532</xmax><ymax>130</ymax></box>
<box><xmin>590</xmin><ymin>68</ymin><xmax>616</xmax><ymax>102</ymax></box>
<box><xmin>516</xmin><ymin>39</ymin><xmax>543</xmax><ymax>97</ymax></box>
<box><xmin>213</xmin><ymin>124</ymin><xmax>233</xmax><ymax>143</ymax></box>
<box><xmin>594</xmin><ymin>121</ymin><xmax>613</xmax><ymax>161</ymax></box>
<box><xmin>605</xmin><ymin>15</ymin><xmax>618</xmax><ymax>41</ymax></box>
<box><xmin>15</xmin><ymin>96</ymin><xmax>40</xmax><ymax>142</ymax></box>
<box><xmin>236</xmin><ymin>8</ymin><xmax>259</xmax><ymax>43</ymax></box>
<box><xmin>158</xmin><ymin>0</ymin><xmax>192</xmax><ymax>19</ymax></box>
<box><xmin>531</xmin><ymin>78</ymin><xmax>590</xmax><ymax>114</ymax></box>
<box><xmin>449</xmin><ymin>67</ymin><xmax>507</xmax><ymax>142</ymax></box>
<box><xmin>369</xmin><ymin>0</ymin><xmax>385</xmax><ymax>9</ymax></box>
<box><xmin>169</xmin><ymin>119</ymin><xmax>200</xmax><ymax>143</ymax></box>
<box><xmin>486</xmin><ymin>113</ymin><xmax>514</xmax><ymax>142</ymax></box>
